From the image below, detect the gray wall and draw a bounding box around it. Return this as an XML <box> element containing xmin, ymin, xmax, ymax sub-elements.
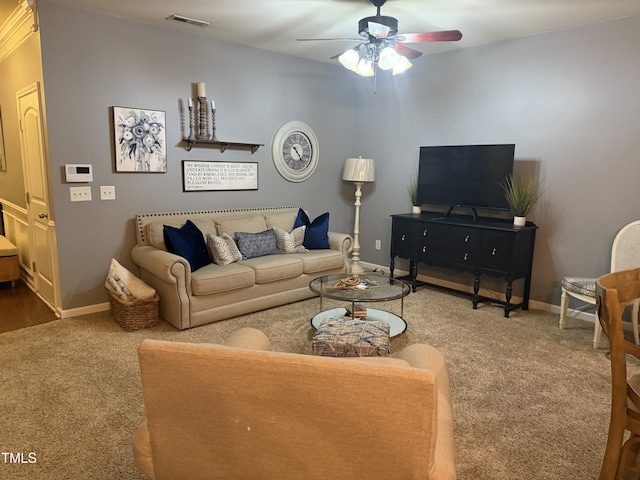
<box><xmin>351</xmin><ymin>15</ymin><xmax>640</xmax><ymax>304</ymax></box>
<box><xmin>37</xmin><ymin>1</ymin><xmax>359</xmax><ymax>309</ymax></box>
<box><xmin>12</xmin><ymin>1</ymin><xmax>640</xmax><ymax>311</ymax></box>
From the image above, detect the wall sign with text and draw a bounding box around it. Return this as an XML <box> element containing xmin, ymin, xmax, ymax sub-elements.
<box><xmin>182</xmin><ymin>160</ymin><xmax>258</xmax><ymax>192</ymax></box>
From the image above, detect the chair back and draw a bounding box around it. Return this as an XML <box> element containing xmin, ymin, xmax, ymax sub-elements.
<box><xmin>596</xmin><ymin>268</ymin><xmax>640</xmax><ymax>479</ymax></box>
<box><xmin>137</xmin><ymin>339</ymin><xmax>441</xmax><ymax>480</ymax></box>
<box><xmin>611</xmin><ymin>221</ymin><xmax>640</xmax><ymax>272</ymax></box>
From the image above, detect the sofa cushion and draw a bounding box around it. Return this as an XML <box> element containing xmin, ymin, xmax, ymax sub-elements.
<box><xmin>288</xmin><ymin>249</ymin><xmax>345</xmax><ymax>273</ymax></box>
<box><xmin>190</xmin><ymin>262</ymin><xmax>255</xmax><ymax>295</ymax></box>
<box><xmin>293</xmin><ymin>209</ymin><xmax>330</xmax><ymax>249</ymax></box>
<box><xmin>265</xmin><ymin>211</ymin><xmax>297</xmax><ymax>232</ymax></box>
<box><xmin>273</xmin><ymin>226</ymin><xmax>307</xmax><ymax>254</ymax></box>
<box><xmin>235</xmin><ymin>230</ymin><xmax>279</xmax><ymax>260</ymax></box>
<box><xmin>163</xmin><ymin>220</ymin><xmax>211</xmax><ymax>272</ymax></box>
<box><xmin>216</xmin><ymin>215</ymin><xmax>268</xmax><ymax>238</ymax></box>
<box><xmin>239</xmin><ymin>255</ymin><xmax>303</xmax><ymax>284</ymax></box>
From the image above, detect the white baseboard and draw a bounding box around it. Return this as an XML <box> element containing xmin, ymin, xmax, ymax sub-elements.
<box><xmin>359</xmin><ymin>261</ymin><xmax>597</xmax><ymax>325</ymax></box>
<box><xmin>60</xmin><ymin>302</ymin><xmax>110</xmax><ymax>319</ymax></box>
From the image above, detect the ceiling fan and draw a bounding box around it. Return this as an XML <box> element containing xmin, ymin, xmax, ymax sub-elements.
<box><xmin>297</xmin><ymin>0</ymin><xmax>462</xmax><ymax>76</ymax></box>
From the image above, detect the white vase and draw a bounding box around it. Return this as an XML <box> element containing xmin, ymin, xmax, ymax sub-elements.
<box><xmin>513</xmin><ymin>216</ymin><xmax>526</xmax><ymax>227</ymax></box>
<box><xmin>412</xmin><ymin>205</ymin><xmax>421</xmax><ymax>214</ymax></box>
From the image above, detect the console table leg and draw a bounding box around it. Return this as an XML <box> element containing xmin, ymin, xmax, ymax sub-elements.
<box><xmin>410</xmin><ymin>260</ymin><xmax>418</xmax><ymax>292</ymax></box>
<box><xmin>472</xmin><ymin>275</ymin><xmax>480</xmax><ymax>309</ymax></box>
<box><xmin>523</xmin><ymin>275</ymin><xmax>531</xmax><ymax>310</ymax></box>
<box><xmin>504</xmin><ymin>281</ymin><xmax>513</xmax><ymax>318</ymax></box>
<box><xmin>390</xmin><ymin>257</ymin><xmax>395</xmax><ymax>279</ymax></box>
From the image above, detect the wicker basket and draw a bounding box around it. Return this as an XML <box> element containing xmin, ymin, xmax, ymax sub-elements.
<box><xmin>109</xmin><ymin>292</ymin><xmax>160</xmax><ymax>331</ymax></box>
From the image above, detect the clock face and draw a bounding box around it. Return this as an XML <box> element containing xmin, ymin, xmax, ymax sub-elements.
<box><xmin>272</xmin><ymin>121</ymin><xmax>319</xmax><ymax>182</ymax></box>
<box><xmin>282</xmin><ymin>132</ymin><xmax>313</xmax><ymax>171</ymax></box>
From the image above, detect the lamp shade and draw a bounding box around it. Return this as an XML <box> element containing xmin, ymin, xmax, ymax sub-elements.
<box><xmin>343</xmin><ymin>157</ymin><xmax>375</xmax><ymax>182</ymax></box>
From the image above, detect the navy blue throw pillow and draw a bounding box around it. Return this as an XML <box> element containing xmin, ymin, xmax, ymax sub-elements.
<box><xmin>293</xmin><ymin>209</ymin><xmax>330</xmax><ymax>249</ymax></box>
<box><xmin>163</xmin><ymin>220</ymin><xmax>211</xmax><ymax>271</ymax></box>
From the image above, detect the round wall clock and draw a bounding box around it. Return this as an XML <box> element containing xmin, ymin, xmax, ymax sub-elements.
<box><xmin>271</xmin><ymin>121</ymin><xmax>319</xmax><ymax>182</ymax></box>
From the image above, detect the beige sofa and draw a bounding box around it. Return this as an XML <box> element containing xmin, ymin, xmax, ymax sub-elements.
<box><xmin>131</xmin><ymin>206</ymin><xmax>352</xmax><ymax>330</ymax></box>
<box><xmin>133</xmin><ymin>327</ymin><xmax>456</xmax><ymax>479</ymax></box>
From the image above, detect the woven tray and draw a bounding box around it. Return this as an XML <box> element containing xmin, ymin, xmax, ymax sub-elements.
<box><xmin>109</xmin><ymin>292</ymin><xmax>160</xmax><ymax>332</ymax></box>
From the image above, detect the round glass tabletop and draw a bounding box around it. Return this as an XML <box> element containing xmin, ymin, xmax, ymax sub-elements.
<box><xmin>308</xmin><ymin>274</ymin><xmax>411</xmax><ymax>303</ymax></box>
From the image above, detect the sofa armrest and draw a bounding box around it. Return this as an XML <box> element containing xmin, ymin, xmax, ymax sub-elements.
<box><xmin>131</xmin><ymin>245</ymin><xmax>191</xmax><ymax>287</ymax></box>
<box><xmin>328</xmin><ymin>231</ymin><xmax>353</xmax><ymax>254</ymax></box>
<box><xmin>223</xmin><ymin>327</ymin><xmax>272</xmax><ymax>351</ymax></box>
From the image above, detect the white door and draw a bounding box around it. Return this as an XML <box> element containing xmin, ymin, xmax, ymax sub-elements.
<box><xmin>16</xmin><ymin>82</ymin><xmax>60</xmax><ymax>315</ymax></box>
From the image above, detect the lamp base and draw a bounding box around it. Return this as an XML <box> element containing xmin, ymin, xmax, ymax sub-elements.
<box><xmin>350</xmin><ymin>260</ymin><xmax>366</xmax><ymax>274</ymax></box>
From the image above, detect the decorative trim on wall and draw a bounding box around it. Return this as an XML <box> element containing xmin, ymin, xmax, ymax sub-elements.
<box><xmin>0</xmin><ymin>0</ymin><xmax>36</xmax><ymax>64</ymax></box>
<box><xmin>0</xmin><ymin>198</ymin><xmax>31</xmax><ymax>284</ymax></box>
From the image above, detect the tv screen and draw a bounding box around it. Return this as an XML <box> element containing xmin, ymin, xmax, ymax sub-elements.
<box><xmin>417</xmin><ymin>144</ymin><xmax>515</xmax><ymax>211</ymax></box>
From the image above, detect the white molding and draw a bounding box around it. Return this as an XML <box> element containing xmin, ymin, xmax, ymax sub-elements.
<box><xmin>0</xmin><ymin>197</ymin><xmax>28</xmax><ymax>216</ymax></box>
<box><xmin>0</xmin><ymin>0</ymin><xmax>36</xmax><ymax>64</ymax></box>
<box><xmin>359</xmin><ymin>260</ymin><xmax>597</xmax><ymax>324</ymax></box>
<box><xmin>59</xmin><ymin>302</ymin><xmax>110</xmax><ymax>319</ymax></box>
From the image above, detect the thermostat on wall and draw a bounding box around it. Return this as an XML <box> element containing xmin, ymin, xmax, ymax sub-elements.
<box><xmin>65</xmin><ymin>164</ymin><xmax>93</xmax><ymax>182</ymax></box>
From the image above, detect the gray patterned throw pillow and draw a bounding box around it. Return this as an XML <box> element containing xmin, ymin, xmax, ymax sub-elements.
<box><xmin>235</xmin><ymin>229</ymin><xmax>280</xmax><ymax>259</ymax></box>
<box><xmin>206</xmin><ymin>232</ymin><xmax>242</xmax><ymax>265</ymax></box>
<box><xmin>273</xmin><ymin>226</ymin><xmax>307</xmax><ymax>254</ymax></box>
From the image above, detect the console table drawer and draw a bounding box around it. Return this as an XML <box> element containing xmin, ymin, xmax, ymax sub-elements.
<box><xmin>479</xmin><ymin>231</ymin><xmax>511</xmax><ymax>272</ymax></box>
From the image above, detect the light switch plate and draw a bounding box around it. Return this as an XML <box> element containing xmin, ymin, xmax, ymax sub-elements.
<box><xmin>69</xmin><ymin>186</ymin><xmax>92</xmax><ymax>202</ymax></box>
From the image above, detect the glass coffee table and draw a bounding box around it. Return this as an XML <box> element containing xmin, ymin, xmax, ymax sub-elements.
<box><xmin>308</xmin><ymin>273</ymin><xmax>411</xmax><ymax>337</ymax></box>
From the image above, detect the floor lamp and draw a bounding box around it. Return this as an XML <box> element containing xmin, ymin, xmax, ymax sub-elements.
<box><xmin>343</xmin><ymin>157</ymin><xmax>375</xmax><ymax>274</ymax></box>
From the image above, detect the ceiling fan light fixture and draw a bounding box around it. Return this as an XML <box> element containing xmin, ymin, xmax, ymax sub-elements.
<box><xmin>392</xmin><ymin>56</ymin><xmax>413</xmax><ymax>75</ymax></box>
<box><xmin>378</xmin><ymin>46</ymin><xmax>400</xmax><ymax>70</ymax></box>
<box><xmin>338</xmin><ymin>49</ymin><xmax>360</xmax><ymax>71</ymax></box>
<box><xmin>355</xmin><ymin>58</ymin><xmax>375</xmax><ymax>77</ymax></box>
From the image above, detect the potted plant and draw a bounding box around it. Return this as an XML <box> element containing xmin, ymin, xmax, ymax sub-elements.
<box><xmin>500</xmin><ymin>174</ymin><xmax>542</xmax><ymax>227</ymax></box>
<box><xmin>408</xmin><ymin>172</ymin><xmax>420</xmax><ymax>214</ymax></box>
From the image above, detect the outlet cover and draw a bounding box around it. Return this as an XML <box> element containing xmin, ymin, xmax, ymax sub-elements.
<box><xmin>100</xmin><ymin>186</ymin><xmax>116</xmax><ymax>200</ymax></box>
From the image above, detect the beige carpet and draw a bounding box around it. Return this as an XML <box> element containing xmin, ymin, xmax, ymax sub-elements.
<box><xmin>0</xmin><ymin>286</ymin><xmax>624</xmax><ymax>479</ymax></box>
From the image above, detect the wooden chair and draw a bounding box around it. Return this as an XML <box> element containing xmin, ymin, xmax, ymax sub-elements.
<box><xmin>596</xmin><ymin>268</ymin><xmax>640</xmax><ymax>479</ymax></box>
<box><xmin>561</xmin><ymin>220</ymin><xmax>640</xmax><ymax>348</ymax></box>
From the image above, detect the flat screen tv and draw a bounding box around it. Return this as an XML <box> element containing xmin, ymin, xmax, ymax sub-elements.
<box><xmin>417</xmin><ymin>144</ymin><xmax>515</xmax><ymax>215</ymax></box>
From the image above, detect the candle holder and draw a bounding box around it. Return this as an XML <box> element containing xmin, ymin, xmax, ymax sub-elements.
<box><xmin>187</xmin><ymin>102</ymin><xmax>194</xmax><ymax>140</ymax></box>
<box><xmin>211</xmin><ymin>106</ymin><xmax>217</xmax><ymax>141</ymax></box>
<box><xmin>195</xmin><ymin>96</ymin><xmax>209</xmax><ymax>140</ymax></box>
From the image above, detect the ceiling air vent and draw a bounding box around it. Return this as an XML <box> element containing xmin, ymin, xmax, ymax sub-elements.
<box><xmin>166</xmin><ymin>14</ymin><xmax>210</xmax><ymax>28</ymax></box>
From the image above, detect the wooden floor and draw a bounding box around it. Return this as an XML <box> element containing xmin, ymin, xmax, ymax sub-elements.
<box><xmin>0</xmin><ymin>280</ymin><xmax>57</xmax><ymax>333</ymax></box>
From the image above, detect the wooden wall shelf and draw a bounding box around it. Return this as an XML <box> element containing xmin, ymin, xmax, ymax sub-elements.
<box><xmin>182</xmin><ymin>138</ymin><xmax>263</xmax><ymax>154</ymax></box>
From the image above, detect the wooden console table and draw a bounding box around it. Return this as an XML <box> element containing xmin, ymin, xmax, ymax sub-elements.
<box><xmin>390</xmin><ymin>212</ymin><xmax>537</xmax><ymax>317</ymax></box>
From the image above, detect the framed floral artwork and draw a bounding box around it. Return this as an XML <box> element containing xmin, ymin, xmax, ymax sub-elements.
<box><xmin>112</xmin><ymin>106</ymin><xmax>166</xmax><ymax>172</ymax></box>
<box><xmin>0</xmin><ymin>105</ymin><xmax>6</xmax><ymax>172</ymax></box>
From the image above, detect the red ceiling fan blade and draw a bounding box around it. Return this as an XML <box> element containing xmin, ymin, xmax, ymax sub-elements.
<box><xmin>395</xmin><ymin>30</ymin><xmax>463</xmax><ymax>43</ymax></box>
<box><xmin>393</xmin><ymin>43</ymin><xmax>423</xmax><ymax>59</ymax></box>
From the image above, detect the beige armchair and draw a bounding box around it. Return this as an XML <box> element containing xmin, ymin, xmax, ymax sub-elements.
<box><xmin>133</xmin><ymin>328</ymin><xmax>456</xmax><ymax>480</ymax></box>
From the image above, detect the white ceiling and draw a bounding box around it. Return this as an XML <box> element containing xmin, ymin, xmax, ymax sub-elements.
<box><xmin>45</xmin><ymin>0</ymin><xmax>640</xmax><ymax>64</ymax></box>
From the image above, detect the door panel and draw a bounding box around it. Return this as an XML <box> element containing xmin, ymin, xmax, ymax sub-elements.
<box><xmin>17</xmin><ymin>82</ymin><xmax>60</xmax><ymax>314</ymax></box>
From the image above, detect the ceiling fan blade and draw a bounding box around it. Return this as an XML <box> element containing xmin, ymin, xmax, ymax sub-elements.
<box><xmin>297</xmin><ymin>37</ymin><xmax>361</xmax><ymax>42</ymax></box>
<box><xmin>393</xmin><ymin>43</ymin><xmax>423</xmax><ymax>60</ymax></box>
<box><xmin>395</xmin><ymin>30</ymin><xmax>463</xmax><ymax>43</ymax></box>
<box><xmin>368</xmin><ymin>21</ymin><xmax>391</xmax><ymax>38</ymax></box>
